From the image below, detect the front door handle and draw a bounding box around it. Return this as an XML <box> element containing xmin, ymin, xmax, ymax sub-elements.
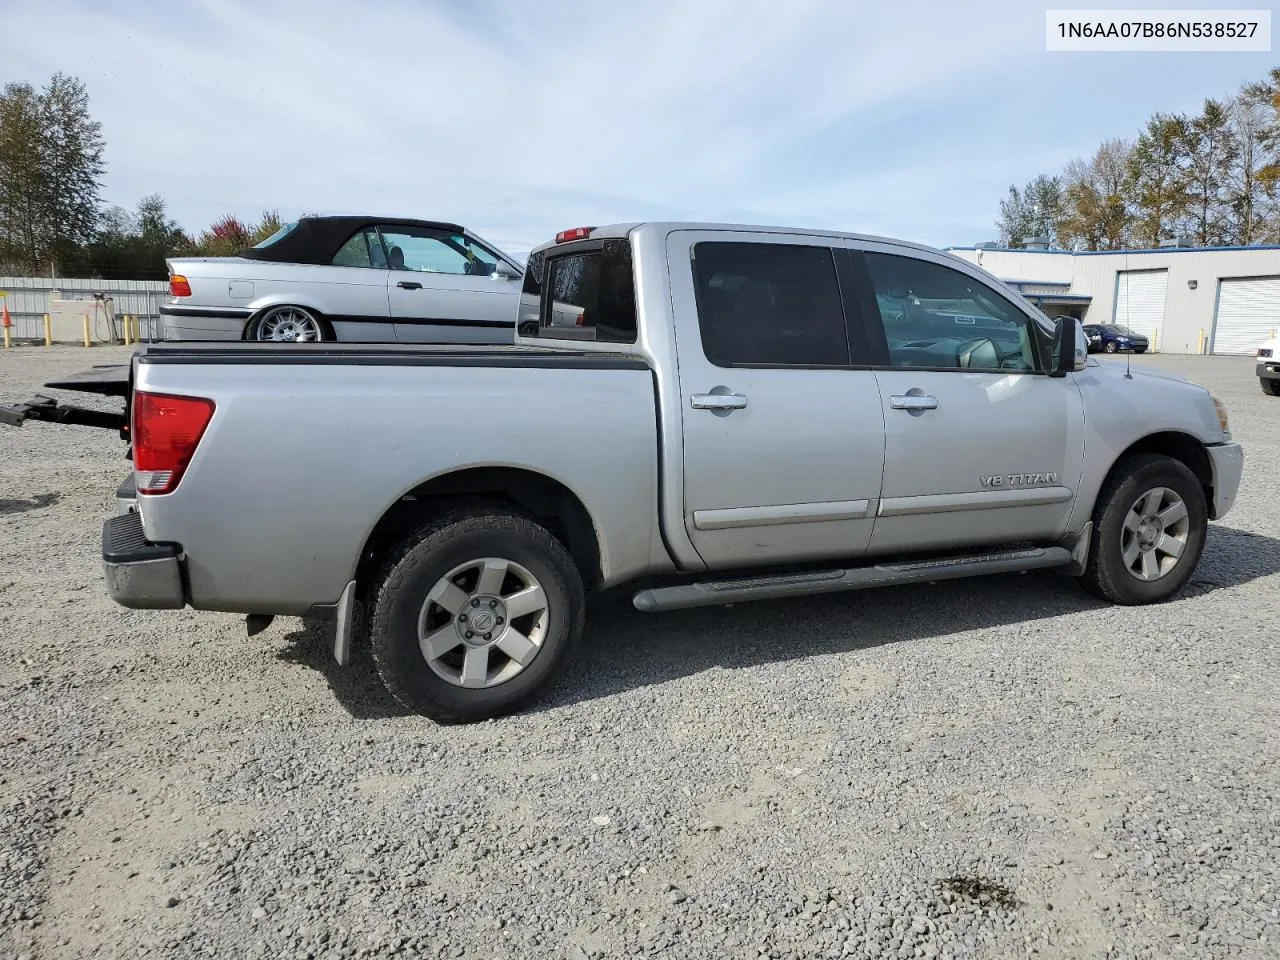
<box><xmin>889</xmin><ymin>394</ymin><xmax>938</xmax><ymax>411</ymax></box>
<box><xmin>396</xmin><ymin>280</ymin><xmax>423</xmax><ymax>290</ymax></box>
<box><xmin>691</xmin><ymin>393</ymin><xmax>747</xmax><ymax>411</ymax></box>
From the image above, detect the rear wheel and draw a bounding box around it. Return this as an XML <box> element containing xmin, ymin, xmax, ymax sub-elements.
<box><xmin>369</xmin><ymin>508</ymin><xmax>585</xmax><ymax>722</ymax></box>
<box><xmin>249</xmin><ymin>305</ymin><xmax>328</xmax><ymax>342</ymax></box>
<box><xmin>1262</xmin><ymin>378</ymin><xmax>1279</xmax><ymax>397</ymax></box>
<box><xmin>1079</xmin><ymin>453</ymin><xmax>1207</xmax><ymax>605</ymax></box>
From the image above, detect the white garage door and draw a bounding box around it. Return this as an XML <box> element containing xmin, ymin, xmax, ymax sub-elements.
<box><xmin>1113</xmin><ymin>269</ymin><xmax>1169</xmax><ymax>343</ymax></box>
<box><xmin>1212</xmin><ymin>276</ymin><xmax>1280</xmax><ymax>355</ymax></box>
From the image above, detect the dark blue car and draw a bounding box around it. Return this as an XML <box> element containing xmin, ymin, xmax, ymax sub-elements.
<box><xmin>1082</xmin><ymin>323</ymin><xmax>1150</xmax><ymax>354</ymax></box>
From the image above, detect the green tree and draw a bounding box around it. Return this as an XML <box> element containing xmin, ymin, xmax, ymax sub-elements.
<box><xmin>1128</xmin><ymin>114</ymin><xmax>1191</xmax><ymax>248</ymax></box>
<box><xmin>65</xmin><ymin>194</ymin><xmax>192</xmax><ymax>279</ymax></box>
<box><xmin>1179</xmin><ymin>99</ymin><xmax>1237</xmax><ymax>246</ymax></box>
<box><xmin>0</xmin><ymin>73</ymin><xmax>104</xmax><ymax>274</ymax></box>
<box><xmin>997</xmin><ymin>175</ymin><xmax>1062</xmax><ymax>247</ymax></box>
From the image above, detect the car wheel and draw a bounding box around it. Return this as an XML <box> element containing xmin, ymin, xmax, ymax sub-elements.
<box><xmin>1262</xmin><ymin>378</ymin><xmax>1279</xmax><ymax>397</ymax></box>
<box><xmin>369</xmin><ymin>508</ymin><xmax>585</xmax><ymax>722</ymax></box>
<box><xmin>1104</xmin><ymin>341</ymin><xmax>1118</xmax><ymax>353</ymax></box>
<box><xmin>249</xmin><ymin>305</ymin><xmax>329</xmax><ymax>343</ymax></box>
<box><xmin>1078</xmin><ymin>452</ymin><xmax>1207</xmax><ymax>605</ymax></box>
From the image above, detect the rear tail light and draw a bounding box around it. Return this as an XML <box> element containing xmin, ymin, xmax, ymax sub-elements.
<box><xmin>133</xmin><ymin>391</ymin><xmax>216</xmax><ymax>494</ymax></box>
<box><xmin>169</xmin><ymin>274</ymin><xmax>192</xmax><ymax>297</ymax></box>
<box><xmin>555</xmin><ymin>227</ymin><xmax>594</xmax><ymax>244</ymax></box>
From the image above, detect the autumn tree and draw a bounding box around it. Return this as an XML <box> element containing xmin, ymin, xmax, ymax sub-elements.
<box><xmin>1058</xmin><ymin>139</ymin><xmax>1134</xmax><ymax>250</ymax></box>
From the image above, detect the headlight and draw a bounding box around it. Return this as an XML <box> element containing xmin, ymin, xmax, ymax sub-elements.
<box><xmin>1211</xmin><ymin>394</ymin><xmax>1230</xmax><ymax>437</ymax></box>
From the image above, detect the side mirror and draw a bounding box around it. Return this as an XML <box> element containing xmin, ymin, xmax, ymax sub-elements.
<box><xmin>1050</xmin><ymin>316</ymin><xmax>1088</xmax><ymax>376</ymax></box>
<box><xmin>493</xmin><ymin>262</ymin><xmax>521</xmax><ymax>280</ymax></box>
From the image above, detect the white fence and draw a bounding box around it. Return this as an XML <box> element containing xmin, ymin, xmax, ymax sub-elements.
<box><xmin>0</xmin><ymin>277</ymin><xmax>168</xmax><ymax>342</ymax></box>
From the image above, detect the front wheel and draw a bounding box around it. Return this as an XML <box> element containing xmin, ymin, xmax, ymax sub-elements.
<box><xmin>1262</xmin><ymin>378</ymin><xmax>1279</xmax><ymax>397</ymax></box>
<box><xmin>369</xmin><ymin>509</ymin><xmax>585</xmax><ymax>722</ymax></box>
<box><xmin>1079</xmin><ymin>453</ymin><xmax>1207</xmax><ymax>605</ymax></box>
<box><xmin>1104</xmin><ymin>341</ymin><xmax>1118</xmax><ymax>353</ymax></box>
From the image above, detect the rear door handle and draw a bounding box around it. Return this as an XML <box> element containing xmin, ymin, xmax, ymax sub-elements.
<box><xmin>691</xmin><ymin>393</ymin><xmax>747</xmax><ymax>411</ymax></box>
<box><xmin>396</xmin><ymin>281</ymin><xmax>423</xmax><ymax>290</ymax></box>
<box><xmin>889</xmin><ymin>394</ymin><xmax>938</xmax><ymax>411</ymax></box>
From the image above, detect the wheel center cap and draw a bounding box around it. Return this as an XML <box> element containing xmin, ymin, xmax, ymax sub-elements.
<box><xmin>1137</xmin><ymin>516</ymin><xmax>1161</xmax><ymax>548</ymax></box>
<box><xmin>470</xmin><ymin>609</ymin><xmax>496</xmax><ymax>633</ymax></box>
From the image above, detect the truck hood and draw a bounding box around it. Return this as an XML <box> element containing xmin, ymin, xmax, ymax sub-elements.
<box><xmin>1087</xmin><ymin>357</ymin><xmax>1199</xmax><ymax>389</ymax></box>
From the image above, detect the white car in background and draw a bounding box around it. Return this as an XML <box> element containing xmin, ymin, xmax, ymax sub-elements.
<box><xmin>1258</xmin><ymin>336</ymin><xmax>1280</xmax><ymax>396</ymax></box>
<box><xmin>162</xmin><ymin>215</ymin><xmax>524</xmax><ymax>344</ymax></box>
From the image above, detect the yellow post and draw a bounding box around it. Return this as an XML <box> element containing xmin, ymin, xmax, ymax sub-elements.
<box><xmin>132</xmin><ymin>315</ymin><xmax>142</xmax><ymax>342</ymax></box>
<box><xmin>43</xmin><ymin>314</ymin><xmax>52</xmax><ymax>347</ymax></box>
<box><xmin>1152</xmin><ymin>329</ymin><xmax>1159</xmax><ymax>353</ymax></box>
<box><xmin>2</xmin><ymin>327</ymin><xmax>10</xmax><ymax>349</ymax></box>
<box><xmin>122</xmin><ymin>314</ymin><xmax>132</xmax><ymax>345</ymax></box>
<box><xmin>82</xmin><ymin>313</ymin><xmax>91</xmax><ymax>347</ymax></box>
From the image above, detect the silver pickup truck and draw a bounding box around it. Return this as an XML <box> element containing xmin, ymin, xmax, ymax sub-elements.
<box><xmin>5</xmin><ymin>221</ymin><xmax>1245</xmax><ymax>722</ymax></box>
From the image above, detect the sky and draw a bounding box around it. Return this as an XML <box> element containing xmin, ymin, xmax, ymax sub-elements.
<box><xmin>0</xmin><ymin>0</ymin><xmax>1275</xmax><ymax>259</ymax></box>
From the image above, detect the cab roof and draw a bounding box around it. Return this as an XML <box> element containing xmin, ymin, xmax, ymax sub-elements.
<box><xmin>528</xmin><ymin>221</ymin><xmax>945</xmax><ymax>257</ymax></box>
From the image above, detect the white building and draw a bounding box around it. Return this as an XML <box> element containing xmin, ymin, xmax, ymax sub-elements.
<box><xmin>943</xmin><ymin>242</ymin><xmax>1280</xmax><ymax>355</ymax></box>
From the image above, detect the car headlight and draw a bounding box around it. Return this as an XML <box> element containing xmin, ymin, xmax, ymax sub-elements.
<box><xmin>1211</xmin><ymin>394</ymin><xmax>1230</xmax><ymax>437</ymax></box>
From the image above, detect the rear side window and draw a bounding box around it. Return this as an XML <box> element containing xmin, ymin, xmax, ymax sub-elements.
<box><xmin>537</xmin><ymin>243</ymin><xmax>637</xmax><ymax>343</ymax></box>
<box><xmin>332</xmin><ymin>228</ymin><xmax>385</xmax><ymax>268</ymax></box>
<box><xmin>691</xmin><ymin>242</ymin><xmax>850</xmax><ymax>366</ymax></box>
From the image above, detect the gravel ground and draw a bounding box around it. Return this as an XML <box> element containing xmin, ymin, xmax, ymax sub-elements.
<box><xmin>1</xmin><ymin>345</ymin><xmax>1278</xmax><ymax>960</ymax></box>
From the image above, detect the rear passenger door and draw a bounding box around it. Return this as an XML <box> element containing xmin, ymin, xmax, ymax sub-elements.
<box><xmin>666</xmin><ymin>230</ymin><xmax>886</xmax><ymax>570</ymax></box>
<box><xmin>846</xmin><ymin>241</ymin><xmax>1085</xmax><ymax>554</ymax></box>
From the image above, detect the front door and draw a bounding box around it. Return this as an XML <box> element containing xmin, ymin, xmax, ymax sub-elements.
<box><xmin>666</xmin><ymin>231</ymin><xmax>886</xmax><ymax>570</ymax></box>
<box><xmin>377</xmin><ymin>225</ymin><xmax>519</xmax><ymax>343</ymax></box>
<box><xmin>849</xmin><ymin>243</ymin><xmax>1086</xmax><ymax>554</ymax></box>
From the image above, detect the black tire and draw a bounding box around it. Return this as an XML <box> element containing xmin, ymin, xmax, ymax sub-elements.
<box><xmin>1104</xmin><ymin>341</ymin><xmax>1118</xmax><ymax>353</ymax></box>
<box><xmin>1262</xmin><ymin>378</ymin><xmax>1279</xmax><ymax>397</ymax></box>
<box><xmin>1078</xmin><ymin>452</ymin><xmax>1207</xmax><ymax>605</ymax></box>
<box><xmin>369</xmin><ymin>508</ymin><xmax>585</xmax><ymax>722</ymax></box>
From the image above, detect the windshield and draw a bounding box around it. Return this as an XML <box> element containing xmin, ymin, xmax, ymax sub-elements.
<box><xmin>253</xmin><ymin>221</ymin><xmax>298</xmax><ymax>249</ymax></box>
<box><xmin>1104</xmin><ymin>324</ymin><xmax>1140</xmax><ymax>336</ymax></box>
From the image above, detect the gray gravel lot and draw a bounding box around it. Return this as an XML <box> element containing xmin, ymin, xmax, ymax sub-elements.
<box><xmin>1</xmin><ymin>344</ymin><xmax>1277</xmax><ymax>960</ymax></box>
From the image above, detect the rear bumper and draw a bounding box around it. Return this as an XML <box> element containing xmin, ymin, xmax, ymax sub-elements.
<box><xmin>1258</xmin><ymin>361</ymin><xmax>1280</xmax><ymax>381</ymax></box>
<box><xmin>1205</xmin><ymin>441</ymin><xmax>1244</xmax><ymax>522</ymax></box>
<box><xmin>102</xmin><ymin>511</ymin><xmax>186</xmax><ymax>609</ymax></box>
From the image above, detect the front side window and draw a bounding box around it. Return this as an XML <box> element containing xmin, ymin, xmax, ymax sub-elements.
<box><xmin>377</xmin><ymin>227</ymin><xmax>501</xmax><ymax>276</ymax></box>
<box><xmin>863</xmin><ymin>252</ymin><xmax>1038</xmax><ymax>372</ymax></box>
<box><xmin>331</xmin><ymin>228</ymin><xmax>386</xmax><ymax>268</ymax></box>
<box><xmin>691</xmin><ymin>242</ymin><xmax>850</xmax><ymax>367</ymax></box>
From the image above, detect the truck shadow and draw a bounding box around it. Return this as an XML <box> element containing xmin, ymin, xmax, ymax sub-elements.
<box><xmin>276</xmin><ymin>524</ymin><xmax>1279</xmax><ymax>721</ymax></box>
<box><xmin>546</xmin><ymin>523</ymin><xmax>1280</xmax><ymax>712</ymax></box>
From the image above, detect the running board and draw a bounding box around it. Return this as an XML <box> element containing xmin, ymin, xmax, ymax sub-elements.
<box><xmin>631</xmin><ymin>546</ymin><xmax>1073</xmax><ymax>613</ymax></box>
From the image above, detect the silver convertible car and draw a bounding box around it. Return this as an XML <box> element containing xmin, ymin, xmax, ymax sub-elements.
<box><xmin>161</xmin><ymin>215</ymin><xmax>525</xmax><ymax>343</ymax></box>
